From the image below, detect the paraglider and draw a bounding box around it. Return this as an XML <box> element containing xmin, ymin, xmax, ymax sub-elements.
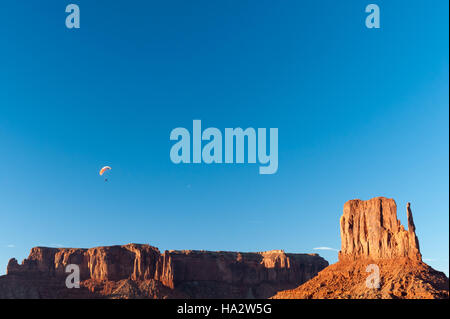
<box><xmin>99</xmin><ymin>166</ymin><xmax>111</xmax><ymax>181</ymax></box>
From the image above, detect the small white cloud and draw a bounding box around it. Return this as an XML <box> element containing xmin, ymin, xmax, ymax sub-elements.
<box><xmin>313</xmin><ymin>246</ymin><xmax>339</xmax><ymax>252</ymax></box>
<box><xmin>423</xmin><ymin>258</ymin><xmax>437</xmax><ymax>262</ymax></box>
<box><xmin>6</xmin><ymin>244</ymin><xmax>15</xmax><ymax>248</ymax></box>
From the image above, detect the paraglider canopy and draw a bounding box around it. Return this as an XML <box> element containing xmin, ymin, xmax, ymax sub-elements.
<box><xmin>99</xmin><ymin>166</ymin><xmax>111</xmax><ymax>176</ymax></box>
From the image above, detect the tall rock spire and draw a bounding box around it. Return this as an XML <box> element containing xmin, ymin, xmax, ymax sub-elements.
<box><xmin>406</xmin><ymin>202</ymin><xmax>416</xmax><ymax>233</ymax></box>
<box><xmin>406</xmin><ymin>202</ymin><xmax>421</xmax><ymax>260</ymax></box>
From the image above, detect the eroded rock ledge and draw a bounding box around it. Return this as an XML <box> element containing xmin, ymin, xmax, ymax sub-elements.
<box><xmin>2</xmin><ymin>245</ymin><xmax>328</xmax><ymax>299</ymax></box>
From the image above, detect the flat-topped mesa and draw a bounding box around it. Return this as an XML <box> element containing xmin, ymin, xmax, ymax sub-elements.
<box><xmin>158</xmin><ymin>249</ymin><xmax>326</xmax><ymax>289</ymax></box>
<box><xmin>338</xmin><ymin>197</ymin><xmax>421</xmax><ymax>261</ymax></box>
<box><xmin>5</xmin><ymin>244</ymin><xmax>328</xmax><ymax>298</ymax></box>
<box><xmin>7</xmin><ymin>244</ymin><xmax>162</xmax><ymax>281</ymax></box>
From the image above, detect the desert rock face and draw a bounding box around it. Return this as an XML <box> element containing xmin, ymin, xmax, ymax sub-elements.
<box><xmin>339</xmin><ymin>197</ymin><xmax>421</xmax><ymax>261</ymax></box>
<box><xmin>2</xmin><ymin>196</ymin><xmax>447</xmax><ymax>299</ymax></box>
<box><xmin>6</xmin><ymin>244</ymin><xmax>162</xmax><ymax>282</ymax></box>
<box><xmin>0</xmin><ymin>244</ymin><xmax>328</xmax><ymax>299</ymax></box>
<box><xmin>273</xmin><ymin>197</ymin><xmax>449</xmax><ymax>299</ymax></box>
<box><xmin>272</xmin><ymin>258</ymin><xmax>449</xmax><ymax>299</ymax></box>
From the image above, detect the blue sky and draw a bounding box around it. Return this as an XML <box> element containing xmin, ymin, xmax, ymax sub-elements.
<box><xmin>0</xmin><ymin>0</ymin><xmax>448</xmax><ymax>275</ymax></box>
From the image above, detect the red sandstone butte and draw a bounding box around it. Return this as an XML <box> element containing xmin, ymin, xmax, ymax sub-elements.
<box><xmin>0</xmin><ymin>245</ymin><xmax>327</xmax><ymax>299</ymax></box>
<box><xmin>273</xmin><ymin>197</ymin><xmax>449</xmax><ymax>299</ymax></box>
<box><xmin>339</xmin><ymin>198</ymin><xmax>421</xmax><ymax>261</ymax></box>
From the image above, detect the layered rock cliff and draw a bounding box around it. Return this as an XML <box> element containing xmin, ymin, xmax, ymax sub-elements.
<box><xmin>0</xmin><ymin>244</ymin><xmax>328</xmax><ymax>299</ymax></box>
<box><xmin>273</xmin><ymin>197</ymin><xmax>449</xmax><ymax>299</ymax></box>
<box><xmin>339</xmin><ymin>198</ymin><xmax>421</xmax><ymax>261</ymax></box>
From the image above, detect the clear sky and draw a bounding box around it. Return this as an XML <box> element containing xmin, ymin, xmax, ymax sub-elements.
<box><xmin>0</xmin><ymin>0</ymin><xmax>448</xmax><ymax>276</ymax></box>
